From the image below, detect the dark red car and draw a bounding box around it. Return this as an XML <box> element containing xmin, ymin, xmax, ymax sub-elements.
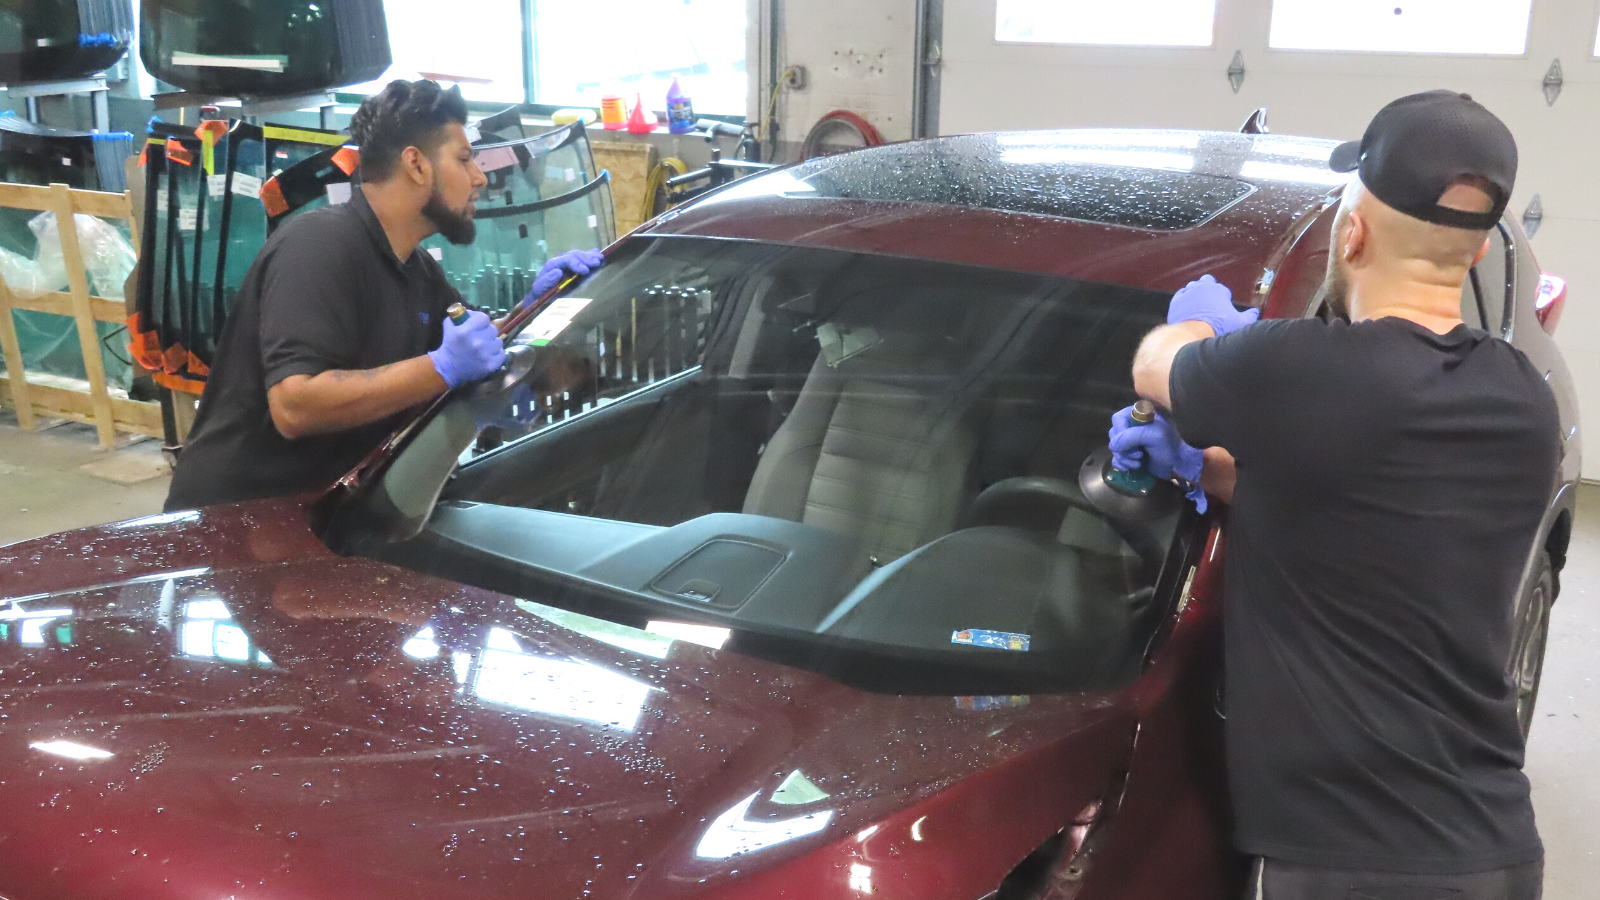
<box><xmin>0</xmin><ymin>127</ymin><xmax>1578</xmax><ymax>900</ymax></box>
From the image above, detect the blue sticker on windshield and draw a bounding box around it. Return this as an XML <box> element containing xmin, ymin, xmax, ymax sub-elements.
<box><xmin>951</xmin><ymin>629</ymin><xmax>1030</xmax><ymax>651</ymax></box>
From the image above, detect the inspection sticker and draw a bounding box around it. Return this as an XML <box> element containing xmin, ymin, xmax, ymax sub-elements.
<box><xmin>951</xmin><ymin>629</ymin><xmax>1030</xmax><ymax>652</ymax></box>
<box><xmin>524</xmin><ymin>296</ymin><xmax>593</xmax><ymax>345</ymax></box>
<box><xmin>955</xmin><ymin>695</ymin><xmax>1031</xmax><ymax>711</ymax></box>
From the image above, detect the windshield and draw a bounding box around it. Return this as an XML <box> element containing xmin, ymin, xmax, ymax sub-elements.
<box><xmin>358</xmin><ymin>236</ymin><xmax>1189</xmax><ymax>694</ymax></box>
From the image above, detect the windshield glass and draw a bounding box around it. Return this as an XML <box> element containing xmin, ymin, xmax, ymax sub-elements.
<box><xmin>364</xmin><ymin>235</ymin><xmax>1188</xmax><ymax>694</ymax></box>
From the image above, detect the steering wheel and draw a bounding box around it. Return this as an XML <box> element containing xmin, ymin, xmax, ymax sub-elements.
<box><xmin>967</xmin><ymin>475</ymin><xmax>1169</xmax><ymax>574</ymax></box>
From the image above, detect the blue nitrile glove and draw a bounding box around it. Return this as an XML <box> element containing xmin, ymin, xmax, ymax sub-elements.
<box><xmin>1167</xmin><ymin>274</ymin><xmax>1259</xmax><ymax>336</ymax></box>
<box><xmin>428</xmin><ymin>310</ymin><xmax>507</xmax><ymax>388</ymax></box>
<box><xmin>519</xmin><ymin>249</ymin><xmax>605</xmax><ymax>309</ymax></box>
<box><xmin>1108</xmin><ymin>404</ymin><xmax>1208</xmax><ymax>513</ymax></box>
<box><xmin>473</xmin><ymin>382</ymin><xmax>543</xmax><ymax>430</ymax></box>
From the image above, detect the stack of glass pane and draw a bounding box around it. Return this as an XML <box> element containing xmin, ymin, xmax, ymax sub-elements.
<box><xmin>140</xmin><ymin>0</ymin><xmax>389</xmax><ymax>97</ymax></box>
<box><xmin>0</xmin><ymin>0</ymin><xmax>133</xmax><ymax>85</ymax></box>
<box><xmin>263</xmin><ymin>143</ymin><xmax>358</xmax><ymax>234</ymax></box>
<box><xmin>424</xmin><ymin>121</ymin><xmax>616</xmax><ymax>317</ymax></box>
<box><xmin>132</xmin><ymin>121</ymin><xmax>346</xmax><ymax>393</ymax></box>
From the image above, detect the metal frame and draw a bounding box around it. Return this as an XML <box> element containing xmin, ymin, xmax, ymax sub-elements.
<box><xmin>912</xmin><ymin>0</ymin><xmax>943</xmax><ymax>140</ymax></box>
<box><xmin>8</xmin><ymin>77</ymin><xmax>112</xmax><ymax>132</ymax></box>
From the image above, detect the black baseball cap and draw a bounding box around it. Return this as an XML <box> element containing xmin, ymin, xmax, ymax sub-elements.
<box><xmin>1329</xmin><ymin>90</ymin><xmax>1517</xmax><ymax>231</ymax></box>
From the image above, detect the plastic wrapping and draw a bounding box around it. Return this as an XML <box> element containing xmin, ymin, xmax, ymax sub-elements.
<box><xmin>0</xmin><ymin>211</ymin><xmax>136</xmax><ymax>301</ymax></box>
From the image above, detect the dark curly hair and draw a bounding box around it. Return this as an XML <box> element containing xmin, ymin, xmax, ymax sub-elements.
<box><xmin>347</xmin><ymin>79</ymin><xmax>469</xmax><ymax>183</ymax></box>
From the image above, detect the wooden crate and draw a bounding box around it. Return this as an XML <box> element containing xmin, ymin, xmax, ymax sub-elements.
<box><xmin>0</xmin><ymin>181</ymin><xmax>158</xmax><ymax>448</ymax></box>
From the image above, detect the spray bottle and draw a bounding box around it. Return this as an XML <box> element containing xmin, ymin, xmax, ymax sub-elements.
<box><xmin>666</xmin><ymin>77</ymin><xmax>695</xmax><ymax>134</ymax></box>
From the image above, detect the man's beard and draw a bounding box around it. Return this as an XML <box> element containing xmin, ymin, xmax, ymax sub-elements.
<box><xmin>422</xmin><ymin>185</ymin><xmax>476</xmax><ymax>245</ymax></box>
<box><xmin>1320</xmin><ymin>252</ymin><xmax>1351</xmax><ymax>321</ymax></box>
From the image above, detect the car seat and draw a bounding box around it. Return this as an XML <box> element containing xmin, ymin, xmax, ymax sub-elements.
<box><xmin>742</xmin><ymin>326</ymin><xmax>981</xmax><ymax>565</ymax></box>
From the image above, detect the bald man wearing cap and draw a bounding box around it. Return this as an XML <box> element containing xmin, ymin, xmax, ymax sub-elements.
<box><xmin>1110</xmin><ymin>91</ymin><xmax>1555</xmax><ymax>899</ymax></box>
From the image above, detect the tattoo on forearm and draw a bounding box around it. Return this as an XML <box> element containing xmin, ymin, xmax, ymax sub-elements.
<box><xmin>321</xmin><ymin>362</ymin><xmax>402</xmax><ymax>384</ymax></box>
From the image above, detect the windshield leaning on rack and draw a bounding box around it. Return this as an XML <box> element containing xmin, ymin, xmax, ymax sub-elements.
<box><xmin>394</xmin><ymin>236</ymin><xmax>1183</xmax><ymax>693</ymax></box>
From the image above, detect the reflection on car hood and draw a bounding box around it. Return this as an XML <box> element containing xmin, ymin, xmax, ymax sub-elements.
<box><xmin>0</xmin><ymin>503</ymin><xmax>1132</xmax><ymax>900</ymax></box>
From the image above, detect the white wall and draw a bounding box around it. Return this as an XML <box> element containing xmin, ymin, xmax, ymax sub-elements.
<box><xmin>776</xmin><ymin>0</ymin><xmax>1600</xmax><ymax>479</ymax></box>
<box><xmin>766</xmin><ymin>0</ymin><xmax>919</xmax><ymax>147</ymax></box>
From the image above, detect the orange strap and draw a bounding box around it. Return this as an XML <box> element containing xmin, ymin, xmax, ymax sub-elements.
<box><xmin>164</xmin><ymin>138</ymin><xmax>194</xmax><ymax>167</ymax></box>
<box><xmin>331</xmin><ymin>146</ymin><xmax>360</xmax><ymax>176</ymax></box>
<box><xmin>126</xmin><ymin>313</ymin><xmax>166</xmax><ymax>372</ymax></box>
<box><xmin>259</xmin><ymin>176</ymin><xmax>288</xmax><ymax>218</ymax></box>
<box><xmin>152</xmin><ymin>370</ymin><xmax>208</xmax><ymax>395</ymax></box>
<box><xmin>194</xmin><ymin>120</ymin><xmax>228</xmax><ymax>175</ymax></box>
<box><xmin>162</xmin><ymin>341</ymin><xmax>188</xmax><ymax>373</ymax></box>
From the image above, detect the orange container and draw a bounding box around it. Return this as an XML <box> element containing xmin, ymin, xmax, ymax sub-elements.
<box><xmin>600</xmin><ymin>94</ymin><xmax>627</xmax><ymax>130</ymax></box>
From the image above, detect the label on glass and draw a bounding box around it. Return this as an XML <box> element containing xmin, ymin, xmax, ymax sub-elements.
<box><xmin>524</xmin><ymin>296</ymin><xmax>593</xmax><ymax>346</ymax></box>
<box><xmin>232</xmin><ymin>173</ymin><xmax>263</xmax><ymax>198</ymax></box>
<box><xmin>474</xmin><ymin>145</ymin><xmax>518</xmax><ymax>173</ymax></box>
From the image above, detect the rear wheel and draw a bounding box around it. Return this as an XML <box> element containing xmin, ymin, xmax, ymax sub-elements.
<box><xmin>1510</xmin><ymin>551</ymin><xmax>1554</xmax><ymax>739</ymax></box>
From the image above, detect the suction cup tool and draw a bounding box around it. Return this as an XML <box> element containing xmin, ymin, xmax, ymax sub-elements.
<box><xmin>1079</xmin><ymin>447</ymin><xmax>1183</xmax><ymax>522</ymax></box>
<box><xmin>1079</xmin><ymin>401</ymin><xmax>1187</xmax><ymax>523</ymax></box>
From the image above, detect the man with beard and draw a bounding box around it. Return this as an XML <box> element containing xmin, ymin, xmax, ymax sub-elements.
<box><xmin>166</xmin><ymin>80</ymin><xmax>601</xmax><ymax>510</ymax></box>
<box><xmin>1108</xmin><ymin>92</ymin><xmax>1556</xmax><ymax>899</ymax></box>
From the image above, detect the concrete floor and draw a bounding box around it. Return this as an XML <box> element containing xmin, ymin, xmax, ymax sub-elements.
<box><xmin>0</xmin><ymin>412</ymin><xmax>172</xmax><ymax>546</ymax></box>
<box><xmin>0</xmin><ymin>417</ymin><xmax>1595</xmax><ymax>896</ymax></box>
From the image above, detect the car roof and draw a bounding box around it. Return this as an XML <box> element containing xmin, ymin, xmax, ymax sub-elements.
<box><xmin>642</xmin><ymin>129</ymin><xmax>1345</xmax><ymax>296</ymax></box>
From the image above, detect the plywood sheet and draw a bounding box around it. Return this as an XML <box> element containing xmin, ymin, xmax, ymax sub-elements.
<box><xmin>592</xmin><ymin>140</ymin><xmax>659</xmax><ymax>236</ymax></box>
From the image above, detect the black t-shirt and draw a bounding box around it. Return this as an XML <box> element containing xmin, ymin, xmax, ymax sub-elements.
<box><xmin>1169</xmin><ymin>316</ymin><xmax>1559</xmax><ymax>874</ymax></box>
<box><xmin>165</xmin><ymin>190</ymin><xmax>456</xmax><ymax>511</ymax></box>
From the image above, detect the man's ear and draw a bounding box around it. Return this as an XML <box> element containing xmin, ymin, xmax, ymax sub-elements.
<box><xmin>1343</xmin><ymin>210</ymin><xmax>1368</xmax><ymax>263</ymax></box>
<box><xmin>399</xmin><ymin>145</ymin><xmax>432</xmax><ymax>187</ymax></box>
<box><xmin>1473</xmin><ymin>235</ymin><xmax>1491</xmax><ymax>267</ymax></box>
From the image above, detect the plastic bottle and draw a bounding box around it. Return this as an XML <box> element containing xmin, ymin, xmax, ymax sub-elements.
<box><xmin>600</xmin><ymin>94</ymin><xmax>627</xmax><ymax>130</ymax></box>
<box><xmin>666</xmin><ymin>77</ymin><xmax>695</xmax><ymax>134</ymax></box>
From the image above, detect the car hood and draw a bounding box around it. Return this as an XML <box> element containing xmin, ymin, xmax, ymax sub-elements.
<box><xmin>0</xmin><ymin>504</ymin><xmax>1136</xmax><ymax>900</ymax></box>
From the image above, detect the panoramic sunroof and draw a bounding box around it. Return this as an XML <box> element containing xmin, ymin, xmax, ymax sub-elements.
<box><xmin>783</xmin><ymin>133</ymin><xmax>1257</xmax><ymax>231</ymax></box>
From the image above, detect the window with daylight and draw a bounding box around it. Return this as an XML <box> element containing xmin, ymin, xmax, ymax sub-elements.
<box><xmin>347</xmin><ymin>0</ymin><xmax>526</xmax><ymax>103</ymax></box>
<box><xmin>1269</xmin><ymin>0</ymin><xmax>1533</xmax><ymax>55</ymax></box>
<box><xmin>996</xmin><ymin>0</ymin><xmax>1217</xmax><ymax>47</ymax></box>
<box><xmin>532</xmin><ymin>0</ymin><xmax>747</xmax><ymax>113</ymax></box>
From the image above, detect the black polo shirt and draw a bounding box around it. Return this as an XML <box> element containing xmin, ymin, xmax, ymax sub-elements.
<box><xmin>1169</xmin><ymin>316</ymin><xmax>1558</xmax><ymax>874</ymax></box>
<box><xmin>165</xmin><ymin>189</ymin><xmax>457</xmax><ymax>511</ymax></box>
